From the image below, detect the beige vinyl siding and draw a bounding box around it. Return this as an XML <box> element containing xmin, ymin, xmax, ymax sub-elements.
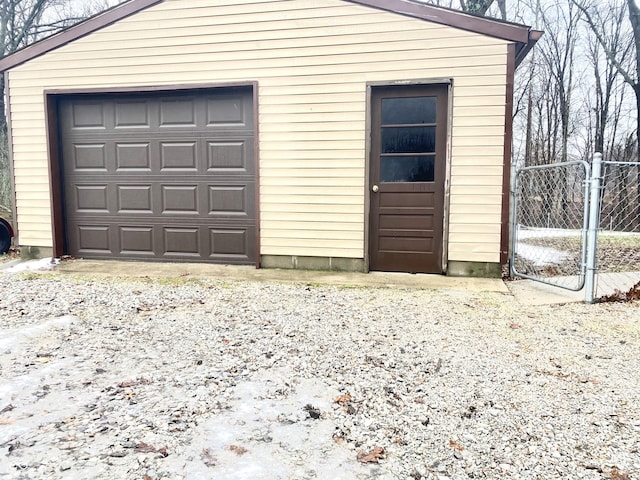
<box><xmin>8</xmin><ymin>0</ymin><xmax>510</xmax><ymax>262</ymax></box>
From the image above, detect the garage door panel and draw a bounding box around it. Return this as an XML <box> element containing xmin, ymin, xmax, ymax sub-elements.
<box><xmin>116</xmin><ymin>143</ymin><xmax>152</xmax><ymax>170</ymax></box>
<box><xmin>117</xmin><ymin>185</ymin><xmax>153</xmax><ymax>213</ymax></box>
<box><xmin>207</xmin><ymin>138</ymin><xmax>254</xmax><ymax>172</ymax></box>
<box><xmin>65</xmin><ymin>137</ymin><xmax>253</xmax><ymax>174</ymax></box>
<box><xmin>60</xmin><ymin>100</ymin><xmax>110</xmax><ymax>132</ymax></box>
<box><xmin>71</xmin><ymin>143</ymin><xmax>108</xmax><ymax>170</ymax></box>
<box><xmin>115</xmin><ymin>100</ymin><xmax>151</xmax><ymax>128</ymax></box>
<box><xmin>210</xmin><ymin>227</ymin><xmax>250</xmax><ymax>256</ymax></box>
<box><xmin>72</xmin><ymin>102</ymin><xmax>107</xmax><ymax>130</ymax></box>
<box><xmin>74</xmin><ymin>184</ymin><xmax>110</xmax><ymax>213</ymax></box>
<box><xmin>75</xmin><ymin>225</ymin><xmax>112</xmax><ymax>254</ymax></box>
<box><xmin>70</xmin><ymin>181</ymin><xmax>256</xmax><ymax>218</ymax></box>
<box><xmin>161</xmin><ymin>185</ymin><xmax>199</xmax><ymax>214</ymax></box>
<box><xmin>60</xmin><ymin>87</ymin><xmax>256</xmax><ymax>263</ymax></box>
<box><xmin>207</xmin><ymin>96</ymin><xmax>249</xmax><ymax>126</ymax></box>
<box><xmin>159</xmin><ymin>98</ymin><xmax>197</xmax><ymax>127</ymax></box>
<box><xmin>209</xmin><ymin>226</ymin><xmax>256</xmax><ymax>263</ymax></box>
<box><xmin>68</xmin><ymin>222</ymin><xmax>256</xmax><ymax>261</ymax></box>
<box><xmin>119</xmin><ymin>226</ymin><xmax>155</xmax><ymax>255</ymax></box>
<box><xmin>209</xmin><ymin>182</ymin><xmax>254</xmax><ymax>216</ymax></box>
<box><xmin>163</xmin><ymin>226</ymin><xmax>200</xmax><ymax>257</ymax></box>
<box><xmin>61</xmin><ymin>94</ymin><xmax>255</xmax><ymax>133</ymax></box>
<box><xmin>160</xmin><ymin>141</ymin><xmax>198</xmax><ymax>170</ymax></box>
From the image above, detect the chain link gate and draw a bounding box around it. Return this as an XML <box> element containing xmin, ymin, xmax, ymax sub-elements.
<box><xmin>511</xmin><ymin>154</ymin><xmax>640</xmax><ymax>302</ymax></box>
<box><xmin>511</xmin><ymin>160</ymin><xmax>590</xmax><ymax>291</ymax></box>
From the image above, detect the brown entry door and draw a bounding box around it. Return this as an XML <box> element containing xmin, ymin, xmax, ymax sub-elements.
<box><xmin>369</xmin><ymin>85</ymin><xmax>448</xmax><ymax>273</ymax></box>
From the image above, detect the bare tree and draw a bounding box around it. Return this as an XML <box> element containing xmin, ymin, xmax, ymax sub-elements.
<box><xmin>422</xmin><ymin>0</ymin><xmax>507</xmax><ymax>20</ymax></box>
<box><xmin>1</xmin><ymin>0</ymin><xmax>121</xmax><ymax>131</ymax></box>
<box><xmin>573</xmin><ymin>0</ymin><xmax>639</xmax><ymax>156</ymax></box>
<box><xmin>0</xmin><ymin>0</ymin><xmax>120</xmax><ymax>209</ymax></box>
<box><xmin>459</xmin><ymin>0</ymin><xmax>495</xmax><ymax>15</ymax></box>
<box><xmin>573</xmin><ymin>0</ymin><xmax>639</xmax><ymax>228</ymax></box>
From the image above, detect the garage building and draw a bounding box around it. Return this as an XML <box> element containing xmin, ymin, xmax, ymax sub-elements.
<box><xmin>0</xmin><ymin>0</ymin><xmax>540</xmax><ymax>275</ymax></box>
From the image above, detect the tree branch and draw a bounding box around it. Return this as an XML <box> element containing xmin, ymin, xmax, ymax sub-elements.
<box><xmin>572</xmin><ymin>0</ymin><xmax>637</xmax><ymax>88</ymax></box>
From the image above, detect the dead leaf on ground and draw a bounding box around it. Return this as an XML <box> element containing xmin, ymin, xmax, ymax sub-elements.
<box><xmin>609</xmin><ymin>467</ymin><xmax>631</xmax><ymax>480</ymax></box>
<box><xmin>449</xmin><ymin>439</ymin><xmax>464</xmax><ymax>451</ymax></box>
<box><xmin>357</xmin><ymin>446</ymin><xmax>385</xmax><ymax>463</ymax></box>
<box><xmin>135</xmin><ymin>442</ymin><xmax>157</xmax><ymax>453</ymax></box>
<box><xmin>600</xmin><ymin>281</ymin><xmax>640</xmax><ymax>303</ymax></box>
<box><xmin>118</xmin><ymin>378</ymin><xmax>151</xmax><ymax>388</ymax></box>
<box><xmin>118</xmin><ymin>380</ymin><xmax>138</xmax><ymax>388</ymax></box>
<box><xmin>332</xmin><ymin>434</ymin><xmax>345</xmax><ymax>445</ymax></box>
<box><xmin>334</xmin><ymin>393</ymin><xmax>352</xmax><ymax>405</ymax></box>
<box><xmin>334</xmin><ymin>392</ymin><xmax>357</xmax><ymax>414</ymax></box>
<box><xmin>134</xmin><ymin>442</ymin><xmax>168</xmax><ymax>457</ymax></box>
<box><xmin>200</xmin><ymin>448</ymin><xmax>217</xmax><ymax>467</ymax></box>
<box><xmin>227</xmin><ymin>444</ymin><xmax>248</xmax><ymax>456</ymax></box>
<box><xmin>0</xmin><ymin>418</ymin><xmax>15</xmax><ymax>425</ymax></box>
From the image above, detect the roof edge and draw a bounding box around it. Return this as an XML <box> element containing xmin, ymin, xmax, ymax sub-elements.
<box><xmin>346</xmin><ymin>0</ymin><xmax>533</xmax><ymax>43</ymax></box>
<box><xmin>0</xmin><ymin>0</ymin><xmax>541</xmax><ymax>73</ymax></box>
<box><xmin>515</xmin><ymin>29</ymin><xmax>543</xmax><ymax>67</ymax></box>
<box><xmin>0</xmin><ymin>0</ymin><xmax>163</xmax><ymax>72</ymax></box>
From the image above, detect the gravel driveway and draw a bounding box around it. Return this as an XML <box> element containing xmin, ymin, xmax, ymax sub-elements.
<box><xmin>0</xmin><ymin>272</ymin><xmax>638</xmax><ymax>480</ymax></box>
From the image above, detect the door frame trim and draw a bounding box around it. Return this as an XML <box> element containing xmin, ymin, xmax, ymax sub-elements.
<box><xmin>44</xmin><ymin>81</ymin><xmax>261</xmax><ymax>266</ymax></box>
<box><xmin>364</xmin><ymin>79</ymin><xmax>452</xmax><ymax>274</ymax></box>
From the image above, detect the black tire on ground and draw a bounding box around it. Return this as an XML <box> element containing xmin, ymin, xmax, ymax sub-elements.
<box><xmin>0</xmin><ymin>222</ymin><xmax>11</xmax><ymax>254</ymax></box>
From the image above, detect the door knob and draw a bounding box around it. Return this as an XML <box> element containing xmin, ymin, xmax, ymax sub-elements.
<box><xmin>372</xmin><ymin>184</ymin><xmax>379</xmax><ymax>192</ymax></box>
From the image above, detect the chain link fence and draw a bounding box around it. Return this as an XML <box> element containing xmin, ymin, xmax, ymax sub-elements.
<box><xmin>512</xmin><ymin>156</ymin><xmax>640</xmax><ymax>301</ymax></box>
<box><xmin>595</xmin><ymin>161</ymin><xmax>640</xmax><ymax>298</ymax></box>
<box><xmin>511</xmin><ymin>161</ymin><xmax>589</xmax><ymax>291</ymax></box>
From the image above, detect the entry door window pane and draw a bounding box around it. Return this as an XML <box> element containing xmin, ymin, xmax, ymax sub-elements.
<box><xmin>381</xmin><ymin>155</ymin><xmax>435</xmax><ymax>182</ymax></box>
<box><xmin>382</xmin><ymin>126</ymin><xmax>435</xmax><ymax>154</ymax></box>
<box><xmin>381</xmin><ymin>97</ymin><xmax>436</xmax><ymax>125</ymax></box>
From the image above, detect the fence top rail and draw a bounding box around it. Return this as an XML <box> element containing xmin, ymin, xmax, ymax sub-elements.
<box><xmin>602</xmin><ymin>161</ymin><xmax>640</xmax><ymax>167</ymax></box>
<box><xmin>517</xmin><ymin>160</ymin><xmax>590</xmax><ymax>173</ymax></box>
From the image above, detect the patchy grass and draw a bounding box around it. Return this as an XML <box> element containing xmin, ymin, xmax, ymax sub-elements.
<box><xmin>520</xmin><ymin>234</ymin><xmax>640</xmax><ymax>273</ymax></box>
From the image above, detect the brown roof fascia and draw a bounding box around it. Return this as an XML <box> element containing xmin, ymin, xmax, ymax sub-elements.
<box><xmin>347</xmin><ymin>0</ymin><xmax>541</xmax><ymax>65</ymax></box>
<box><xmin>0</xmin><ymin>0</ymin><xmax>163</xmax><ymax>72</ymax></box>
<box><xmin>515</xmin><ymin>29</ymin><xmax>543</xmax><ymax>67</ymax></box>
<box><xmin>348</xmin><ymin>0</ymin><xmax>530</xmax><ymax>42</ymax></box>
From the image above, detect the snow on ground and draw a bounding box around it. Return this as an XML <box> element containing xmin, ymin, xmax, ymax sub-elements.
<box><xmin>2</xmin><ymin>258</ymin><xmax>59</xmax><ymax>274</ymax></box>
<box><xmin>513</xmin><ymin>243</ymin><xmax>569</xmax><ymax>266</ymax></box>
<box><xmin>0</xmin><ymin>316</ymin><xmax>75</xmax><ymax>353</ymax></box>
<box><xmin>515</xmin><ymin>227</ymin><xmax>585</xmax><ymax>239</ymax></box>
<box><xmin>513</xmin><ymin>227</ymin><xmax>581</xmax><ymax>266</ymax></box>
<box><xmin>0</xmin><ymin>316</ymin><xmax>78</xmax><ymax>458</ymax></box>
<box><xmin>164</xmin><ymin>369</ymin><xmax>378</xmax><ymax>479</ymax></box>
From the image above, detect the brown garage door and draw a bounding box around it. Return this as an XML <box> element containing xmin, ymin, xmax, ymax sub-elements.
<box><xmin>58</xmin><ymin>87</ymin><xmax>256</xmax><ymax>263</ymax></box>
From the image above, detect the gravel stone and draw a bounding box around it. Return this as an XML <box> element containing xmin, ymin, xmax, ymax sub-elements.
<box><xmin>0</xmin><ymin>273</ymin><xmax>638</xmax><ymax>479</ymax></box>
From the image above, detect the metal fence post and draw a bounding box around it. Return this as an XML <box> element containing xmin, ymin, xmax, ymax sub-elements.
<box><xmin>585</xmin><ymin>152</ymin><xmax>603</xmax><ymax>303</ymax></box>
